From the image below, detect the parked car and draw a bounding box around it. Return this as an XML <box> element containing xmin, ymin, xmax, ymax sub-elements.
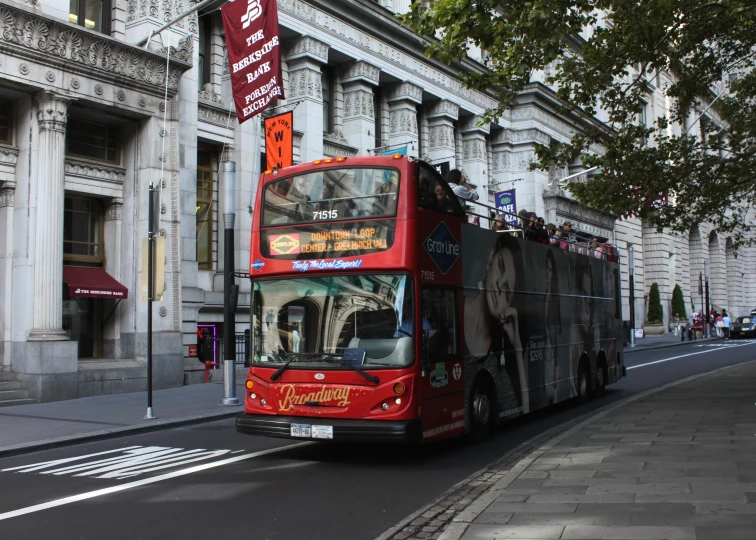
<box><xmin>731</xmin><ymin>316</ymin><xmax>756</xmax><ymax>339</ymax></box>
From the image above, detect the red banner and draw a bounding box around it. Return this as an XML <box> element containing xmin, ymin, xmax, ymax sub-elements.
<box><xmin>221</xmin><ymin>0</ymin><xmax>284</xmax><ymax>123</ymax></box>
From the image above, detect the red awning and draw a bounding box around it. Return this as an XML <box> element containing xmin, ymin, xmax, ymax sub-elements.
<box><xmin>63</xmin><ymin>267</ymin><xmax>129</xmax><ymax>299</ymax></box>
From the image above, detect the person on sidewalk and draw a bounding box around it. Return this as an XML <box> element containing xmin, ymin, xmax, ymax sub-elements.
<box><xmin>715</xmin><ymin>313</ymin><xmax>724</xmax><ymax>337</ymax></box>
<box><xmin>673</xmin><ymin>313</ymin><xmax>680</xmax><ymax>337</ymax></box>
<box><xmin>722</xmin><ymin>310</ymin><xmax>731</xmax><ymax>339</ymax></box>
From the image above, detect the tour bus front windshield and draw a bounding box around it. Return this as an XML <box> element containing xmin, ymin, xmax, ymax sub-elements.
<box><xmin>251</xmin><ymin>274</ymin><xmax>414</xmax><ymax>369</ymax></box>
<box><xmin>262</xmin><ymin>168</ymin><xmax>400</xmax><ymax>226</ymax></box>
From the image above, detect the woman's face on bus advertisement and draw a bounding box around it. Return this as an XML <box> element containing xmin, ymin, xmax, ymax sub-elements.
<box><xmin>576</xmin><ymin>271</ymin><xmax>591</xmax><ymax>327</ymax></box>
<box><xmin>546</xmin><ymin>256</ymin><xmax>554</xmax><ymax>290</ymax></box>
<box><xmin>485</xmin><ymin>247</ymin><xmax>516</xmax><ymax>319</ymax></box>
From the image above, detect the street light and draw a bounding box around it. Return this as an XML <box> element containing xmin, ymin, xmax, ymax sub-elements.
<box><xmin>220</xmin><ymin>161</ymin><xmax>240</xmax><ymax>406</ymax></box>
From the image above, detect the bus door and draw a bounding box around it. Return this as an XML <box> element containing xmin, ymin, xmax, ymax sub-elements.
<box><xmin>418</xmin><ymin>286</ymin><xmax>465</xmax><ymax>441</ymax></box>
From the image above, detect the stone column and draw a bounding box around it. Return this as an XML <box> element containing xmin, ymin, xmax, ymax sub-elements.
<box><xmin>0</xmin><ymin>181</ymin><xmax>15</xmax><ymax>366</ymax></box>
<box><xmin>285</xmin><ymin>36</ymin><xmax>329</xmax><ymax>162</ymax></box>
<box><xmin>459</xmin><ymin>115</ymin><xmax>491</xmax><ymax>208</ymax></box>
<box><xmin>427</xmin><ymin>100</ymin><xmax>459</xmax><ymax>169</ymax></box>
<box><xmin>489</xmin><ymin>129</ymin><xmax>513</xmax><ymax>204</ymax></box>
<box><xmin>103</xmin><ymin>198</ymin><xmax>123</xmax><ymax>358</ymax></box>
<box><xmin>341</xmin><ymin>61</ymin><xmax>380</xmax><ymax>155</ymax></box>
<box><xmin>28</xmin><ymin>92</ymin><xmax>69</xmax><ymax>342</ymax></box>
<box><xmin>387</xmin><ymin>82</ymin><xmax>422</xmax><ymax>157</ymax></box>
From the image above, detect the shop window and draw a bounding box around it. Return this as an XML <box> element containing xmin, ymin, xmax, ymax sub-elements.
<box><xmin>66</xmin><ymin>118</ymin><xmax>119</xmax><ymax>164</ymax></box>
<box><xmin>197</xmin><ymin>146</ymin><xmax>218</xmax><ymax>270</ymax></box>
<box><xmin>0</xmin><ymin>102</ymin><xmax>13</xmax><ymax>145</ymax></box>
<box><xmin>69</xmin><ymin>0</ymin><xmax>111</xmax><ymax>34</ymax></box>
<box><xmin>64</xmin><ymin>196</ymin><xmax>104</xmax><ymax>264</ymax></box>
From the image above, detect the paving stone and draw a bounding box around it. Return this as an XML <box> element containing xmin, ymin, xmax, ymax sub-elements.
<box><xmin>483</xmin><ymin>502</ymin><xmax>578</xmax><ymax>514</ymax></box>
<box><xmin>643</xmin><ymin>461</ymin><xmax>737</xmax><ymax>470</ymax></box>
<box><xmin>526</xmin><ymin>494</ymin><xmax>635</xmax><ymax>504</ymax></box>
<box><xmin>694</xmin><ymin>526</ymin><xmax>756</xmax><ymax>539</ymax></box>
<box><xmin>507</xmin><ymin>513</ymin><xmax>631</xmax><ymax>526</ymax></box>
<box><xmin>560</xmin><ymin>525</ymin><xmax>695</xmax><ymax>539</ymax></box>
<box><xmin>630</xmin><ymin>513</ymin><xmax>756</xmax><ymax>526</ymax></box>
<box><xmin>594</xmin><ymin>469</ymin><xmax>688</xmax><ymax>479</ymax></box>
<box><xmin>638</xmin><ymin>476</ymin><xmax>739</xmax><ymax>484</ymax></box>
<box><xmin>542</xmin><ymin>478</ymin><xmax>639</xmax><ymax>487</ymax></box>
<box><xmin>693</xmin><ymin>502</ymin><xmax>756</xmax><ymax>514</ymax></box>
<box><xmin>575</xmin><ymin>503</ymin><xmax>695</xmax><ymax>514</ymax></box>
<box><xmin>460</xmin><ymin>524</ymin><xmax>565</xmax><ymax>539</ymax></box>
<box><xmin>690</xmin><ymin>481</ymin><xmax>756</xmax><ymax>493</ymax></box>
<box><xmin>548</xmin><ymin>470</ymin><xmax>598</xmax><ymax>479</ymax></box>
<box><xmin>634</xmin><ymin>493</ymin><xmax>747</xmax><ymax>503</ymax></box>
<box><xmin>471</xmin><ymin>512</ymin><xmax>514</xmax><ymax>525</ymax></box>
<box><xmin>585</xmin><ymin>483</ymin><xmax>690</xmax><ymax>495</ymax></box>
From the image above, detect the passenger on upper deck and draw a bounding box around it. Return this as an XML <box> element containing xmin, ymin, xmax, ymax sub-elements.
<box><xmin>447</xmin><ymin>169</ymin><xmax>479</xmax><ymax>204</ymax></box>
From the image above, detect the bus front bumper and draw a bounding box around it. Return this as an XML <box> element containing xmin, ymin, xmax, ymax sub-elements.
<box><xmin>236</xmin><ymin>413</ymin><xmax>422</xmax><ymax>443</ymax></box>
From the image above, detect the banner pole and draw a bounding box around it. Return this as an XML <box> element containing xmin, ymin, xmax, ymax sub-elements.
<box><xmin>145</xmin><ymin>183</ymin><xmax>157</xmax><ymax>420</ymax></box>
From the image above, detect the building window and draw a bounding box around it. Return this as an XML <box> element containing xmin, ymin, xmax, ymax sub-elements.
<box><xmin>0</xmin><ymin>102</ymin><xmax>13</xmax><ymax>145</ymax></box>
<box><xmin>69</xmin><ymin>0</ymin><xmax>111</xmax><ymax>33</ymax></box>
<box><xmin>197</xmin><ymin>146</ymin><xmax>218</xmax><ymax>270</ymax></box>
<box><xmin>66</xmin><ymin>118</ymin><xmax>119</xmax><ymax>164</ymax></box>
<box><xmin>198</xmin><ymin>14</ymin><xmax>212</xmax><ymax>91</ymax></box>
<box><xmin>322</xmin><ymin>68</ymin><xmax>333</xmax><ymax>133</ymax></box>
<box><xmin>64</xmin><ymin>196</ymin><xmax>104</xmax><ymax>264</ymax></box>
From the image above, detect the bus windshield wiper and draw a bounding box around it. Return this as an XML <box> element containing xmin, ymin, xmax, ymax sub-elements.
<box><xmin>269</xmin><ymin>353</ymin><xmax>293</xmax><ymax>381</ymax></box>
<box><xmin>319</xmin><ymin>355</ymin><xmax>380</xmax><ymax>384</ymax></box>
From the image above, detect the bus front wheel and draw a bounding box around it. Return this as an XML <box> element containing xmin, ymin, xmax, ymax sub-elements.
<box><xmin>577</xmin><ymin>362</ymin><xmax>590</xmax><ymax>404</ymax></box>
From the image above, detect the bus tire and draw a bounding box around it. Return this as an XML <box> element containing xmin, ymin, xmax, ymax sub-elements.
<box><xmin>577</xmin><ymin>360</ymin><xmax>590</xmax><ymax>404</ymax></box>
<box><xmin>469</xmin><ymin>379</ymin><xmax>494</xmax><ymax>440</ymax></box>
<box><xmin>594</xmin><ymin>359</ymin><xmax>607</xmax><ymax>397</ymax></box>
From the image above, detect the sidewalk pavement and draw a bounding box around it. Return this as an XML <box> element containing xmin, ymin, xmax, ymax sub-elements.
<box><xmin>626</xmin><ymin>331</ymin><xmax>718</xmax><ymax>353</ymax></box>
<box><xmin>442</xmin><ymin>360</ymin><xmax>756</xmax><ymax>540</ymax></box>
<box><xmin>0</xmin><ymin>381</ymin><xmax>243</xmax><ymax>457</ymax></box>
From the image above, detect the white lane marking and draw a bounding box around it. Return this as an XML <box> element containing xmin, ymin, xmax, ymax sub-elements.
<box><xmin>0</xmin><ymin>441</ymin><xmax>313</xmax><ymax>522</ymax></box>
<box><xmin>627</xmin><ymin>342</ymin><xmax>756</xmax><ymax>371</ymax></box>
<box><xmin>1</xmin><ymin>447</ymin><xmax>143</xmax><ymax>473</ymax></box>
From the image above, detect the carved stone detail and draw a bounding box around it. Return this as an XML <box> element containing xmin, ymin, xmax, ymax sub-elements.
<box><xmin>0</xmin><ymin>186</ymin><xmax>14</xmax><ymax>207</ymax></box>
<box><xmin>288</xmin><ymin>67</ymin><xmax>322</xmax><ymax>100</ymax></box>
<box><xmin>0</xmin><ymin>3</ymin><xmax>191</xmax><ymax>95</ymax></box>
<box><xmin>343</xmin><ymin>89</ymin><xmax>374</xmax><ymax>119</ymax></box>
<box><xmin>428</xmin><ymin>100</ymin><xmax>459</xmax><ymax>121</ymax></box>
<box><xmin>341</xmin><ymin>61</ymin><xmax>379</xmax><ymax>85</ymax></box>
<box><xmin>65</xmin><ymin>157</ymin><xmax>127</xmax><ymax>184</ymax></box>
<box><xmin>285</xmin><ymin>35</ymin><xmax>329</xmax><ymax>63</ymax></box>
<box><xmin>389</xmin><ymin>109</ymin><xmax>418</xmax><ymax>135</ymax></box>
<box><xmin>491</xmin><ymin>128</ymin><xmax>551</xmax><ymax>146</ymax></box>
<box><xmin>428</xmin><ymin>125</ymin><xmax>454</xmax><ymax>149</ymax></box>
<box><xmin>387</xmin><ymin>82</ymin><xmax>422</xmax><ymax>104</ymax></box>
<box><xmin>198</xmin><ymin>83</ymin><xmax>223</xmax><ymax>106</ymax></box>
<box><xmin>0</xmin><ymin>145</ymin><xmax>19</xmax><ymax>166</ymax></box>
<box><xmin>543</xmin><ymin>194</ymin><xmax>615</xmax><ymax>230</ymax></box>
<box><xmin>513</xmin><ymin>150</ymin><xmax>535</xmax><ymax>171</ymax></box>
<box><xmin>157</xmin><ymin>35</ymin><xmax>193</xmax><ymax>63</ymax></box>
<box><xmin>105</xmin><ymin>198</ymin><xmax>123</xmax><ymax>220</ymax></box>
<box><xmin>323</xmin><ymin>139</ymin><xmax>358</xmax><ymax>158</ymax></box>
<box><xmin>492</xmin><ymin>151</ymin><xmax>511</xmax><ymax>171</ymax></box>
<box><xmin>459</xmin><ymin>115</ymin><xmax>490</xmax><ymax>135</ymax></box>
<box><xmin>95</xmin><ymin>84</ymin><xmax>103</xmax><ymax>95</ymax></box>
<box><xmin>36</xmin><ymin>93</ymin><xmax>69</xmax><ymax>134</ymax></box>
<box><xmin>198</xmin><ymin>104</ymin><xmax>233</xmax><ymax>127</ymax></box>
<box><xmin>462</xmin><ymin>139</ymin><xmax>486</xmax><ymax>161</ymax></box>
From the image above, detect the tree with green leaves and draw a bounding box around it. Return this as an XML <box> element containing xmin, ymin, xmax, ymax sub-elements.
<box><xmin>404</xmin><ymin>0</ymin><xmax>756</xmax><ymax>246</ymax></box>
<box><xmin>647</xmin><ymin>282</ymin><xmax>664</xmax><ymax>324</ymax></box>
<box><xmin>671</xmin><ymin>284</ymin><xmax>687</xmax><ymax>319</ymax></box>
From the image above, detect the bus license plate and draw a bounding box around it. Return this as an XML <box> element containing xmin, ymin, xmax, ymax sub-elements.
<box><xmin>312</xmin><ymin>425</ymin><xmax>333</xmax><ymax>439</ymax></box>
<box><xmin>291</xmin><ymin>424</ymin><xmax>311</xmax><ymax>438</ymax></box>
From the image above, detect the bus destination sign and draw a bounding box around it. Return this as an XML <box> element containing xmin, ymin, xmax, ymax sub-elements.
<box><xmin>262</xmin><ymin>222</ymin><xmax>395</xmax><ymax>260</ymax></box>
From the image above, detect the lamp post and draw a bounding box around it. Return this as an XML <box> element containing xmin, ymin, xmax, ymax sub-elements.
<box><xmin>144</xmin><ymin>183</ymin><xmax>157</xmax><ymax>419</ymax></box>
<box><xmin>704</xmin><ymin>260</ymin><xmax>711</xmax><ymax>338</ymax></box>
<box><xmin>220</xmin><ymin>161</ymin><xmax>240</xmax><ymax>406</ymax></box>
<box><xmin>628</xmin><ymin>245</ymin><xmax>635</xmax><ymax>348</ymax></box>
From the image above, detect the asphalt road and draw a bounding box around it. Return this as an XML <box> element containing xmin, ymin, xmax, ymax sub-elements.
<box><xmin>1</xmin><ymin>339</ymin><xmax>755</xmax><ymax>540</ymax></box>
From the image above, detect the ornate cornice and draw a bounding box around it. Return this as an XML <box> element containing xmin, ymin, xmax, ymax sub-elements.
<box><xmin>387</xmin><ymin>82</ymin><xmax>422</xmax><ymax>104</ymax></box>
<box><xmin>198</xmin><ymin>103</ymin><xmax>234</xmax><ymax>128</ymax></box>
<box><xmin>198</xmin><ymin>83</ymin><xmax>224</xmax><ymax>107</ymax></box>
<box><xmin>65</xmin><ymin>157</ymin><xmax>126</xmax><ymax>185</ymax></box>
<box><xmin>285</xmin><ymin>35</ymin><xmax>329</xmax><ymax>64</ymax></box>
<box><xmin>323</xmin><ymin>137</ymin><xmax>358</xmax><ymax>158</ymax></box>
<box><xmin>543</xmin><ymin>194</ymin><xmax>615</xmax><ymax>230</ymax></box>
<box><xmin>490</xmin><ymin>128</ymin><xmax>551</xmax><ymax>146</ymax></box>
<box><xmin>0</xmin><ymin>144</ymin><xmax>19</xmax><ymax>166</ymax></box>
<box><xmin>0</xmin><ymin>2</ymin><xmax>191</xmax><ymax>96</ymax></box>
<box><xmin>459</xmin><ymin>115</ymin><xmax>490</xmax><ymax>135</ymax></box>
<box><xmin>427</xmin><ymin>100</ymin><xmax>459</xmax><ymax>121</ymax></box>
<box><xmin>342</xmin><ymin>61</ymin><xmax>380</xmax><ymax>86</ymax></box>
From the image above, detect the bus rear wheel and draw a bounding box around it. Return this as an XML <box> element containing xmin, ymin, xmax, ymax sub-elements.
<box><xmin>594</xmin><ymin>361</ymin><xmax>607</xmax><ymax>397</ymax></box>
<box><xmin>469</xmin><ymin>380</ymin><xmax>494</xmax><ymax>440</ymax></box>
<box><xmin>577</xmin><ymin>362</ymin><xmax>590</xmax><ymax>404</ymax></box>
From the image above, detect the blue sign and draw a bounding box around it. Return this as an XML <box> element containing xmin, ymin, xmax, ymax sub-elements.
<box><xmin>252</xmin><ymin>259</ymin><xmax>265</xmax><ymax>271</ymax></box>
<box><xmin>292</xmin><ymin>259</ymin><xmax>364</xmax><ymax>272</ymax></box>
<box><xmin>495</xmin><ymin>189</ymin><xmax>518</xmax><ymax>226</ymax></box>
<box><xmin>381</xmin><ymin>146</ymin><xmax>407</xmax><ymax>156</ymax></box>
<box><xmin>424</xmin><ymin>222</ymin><xmax>461</xmax><ymax>274</ymax></box>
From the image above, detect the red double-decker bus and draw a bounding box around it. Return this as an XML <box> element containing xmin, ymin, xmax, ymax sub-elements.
<box><xmin>236</xmin><ymin>155</ymin><xmax>625</xmax><ymax>442</ymax></box>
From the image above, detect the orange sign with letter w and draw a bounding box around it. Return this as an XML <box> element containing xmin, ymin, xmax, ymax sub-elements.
<box><xmin>264</xmin><ymin>111</ymin><xmax>293</xmax><ymax>171</ymax></box>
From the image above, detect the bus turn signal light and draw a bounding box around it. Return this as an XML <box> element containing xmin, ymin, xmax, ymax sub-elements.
<box><xmin>313</xmin><ymin>159</ymin><xmax>322</xmax><ymax>165</ymax></box>
<box><xmin>324</xmin><ymin>158</ymin><xmax>334</xmax><ymax>163</ymax></box>
<box><xmin>245</xmin><ymin>380</ymin><xmax>254</xmax><ymax>389</ymax></box>
<box><xmin>392</xmin><ymin>154</ymin><xmax>402</xmax><ymax>159</ymax></box>
<box><xmin>336</xmin><ymin>157</ymin><xmax>347</xmax><ymax>162</ymax></box>
<box><xmin>393</xmin><ymin>382</ymin><xmax>406</xmax><ymax>395</ymax></box>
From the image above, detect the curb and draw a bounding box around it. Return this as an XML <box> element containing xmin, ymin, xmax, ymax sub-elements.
<box><xmin>624</xmin><ymin>336</ymin><xmax>718</xmax><ymax>354</ymax></box>
<box><xmin>435</xmin><ymin>358</ymin><xmax>756</xmax><ymax>540</ymax></box>
<box><xmin>0</xmin><ymin>407</ymin><xmax>243</xmax><ymax>459</ymax></box>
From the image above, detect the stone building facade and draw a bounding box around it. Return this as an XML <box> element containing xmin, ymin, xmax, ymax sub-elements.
<box><xmin>0</xmin><ymin>0</ymin><xmax>752</xmax><ymax>403</ymax></box>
